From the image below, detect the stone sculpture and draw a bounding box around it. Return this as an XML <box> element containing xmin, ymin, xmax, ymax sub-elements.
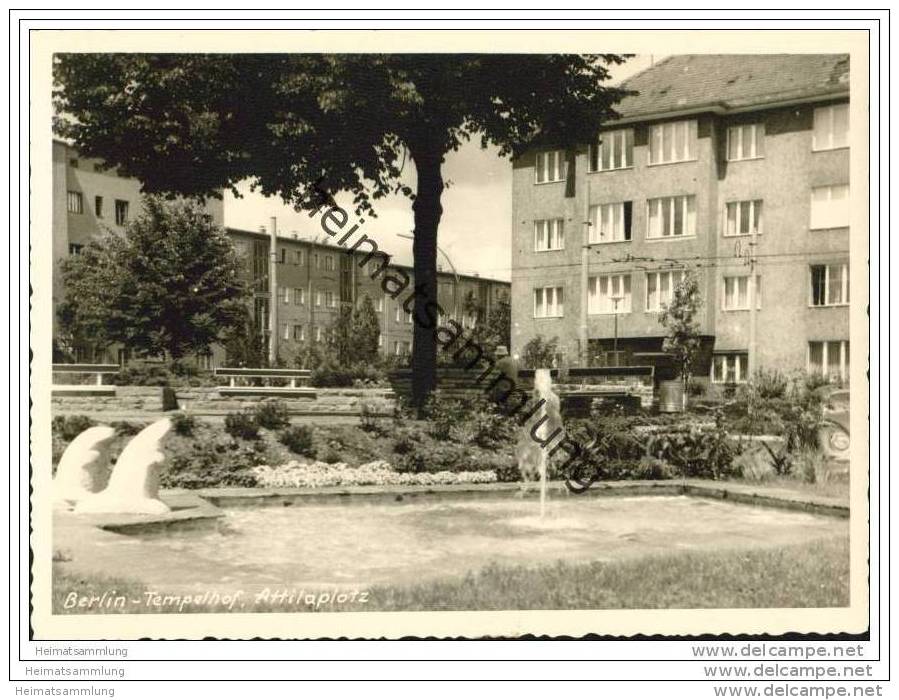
<box><xmin>53</xmin><ymin>425</ymin><xmax>117</xmax><ymax>506</ymax></box>
<box><xmin>75</xmin><ymin>417</ymin><xmax>172</xmax><ymax>515</ymax></box>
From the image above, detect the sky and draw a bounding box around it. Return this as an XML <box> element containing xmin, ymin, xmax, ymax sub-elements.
<box><xmin>223</xmin><ymin>55</ymin><xmax>657</xmax><ymax>282</ymax></box>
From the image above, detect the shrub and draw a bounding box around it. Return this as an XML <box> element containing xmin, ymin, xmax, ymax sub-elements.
<box><xmin>111</xmin><ymin>420</ymin><xmax>143</xmax><ymax>437</ymax></box>
<box><xmin>52</xmin><ymin>414</ymin><xmax>95</xmax><ymax>442</ymax></box>
<box><xmin>224</xmin><ymin>410</ymin><xmax>259</xmax><ymax>440</ymax></box>
<box><xmin>748</xmin><ymin>368</ymin><xmax>790</xmax><ymax>400</ymax></box>
<box><xmin>279</xmin><ymin>426</ymin><xmax>316</xmax><ymax>458</ymax></box>
<box><xmin>645</xmin><ymin>420</ymin><xmax>739</xmax><ymax>480</ymax></box>
<box><xmin>161</xmin><ymin>439</ymin><xmax>261</xmax><ymax>489</ymax></box>
<box><xmin>253</xmin><ymin>399</ymin><xmax>290</xmax><ymax>430</ymax></box>
<box><xmin>633</xmin><ymin>456</ymin><xmax>676</xmax><ymax>480</ymax></box>
<box><xmin>687</xmin><ymin>378</ymin><xmax>706</xmax><ymax>397</ymax></box>
<box><xmin>422</xmin><ymin>393</ymin><xmax>466</xmax><ymax>441</ymax></box>
<box><xmin>392</xmin><ymin>427</ymin><xmax>424</xmax><ymax>455</ymax></box>
<box><xmin>320</xmin><ymin>445</ymin><xmax>344</xmax><ymax>464</ymax></box>
<box><xmin>394</xmin><ymin>440</ymin><xmax>472</xmax><ymax>474</ymax></box>
<box><xmin>521</xmin><ymin>334</ymin><xmax>558</xmax><ymax>369</ymax></box>
<box><xmin>359</xmin><ymin>401</ymin><xmax>389</xmax><ymax>436</ymax></box>
<box><xmin>114</xmin><ymin>365</ymin><xmax>171</xmax><ymax>386</ymax></box>
<box><xmin>171</xmin><ymin>412</ymin><xmax>198</xmax><ymax>437</ymax></box>
<box><xmin>469</xmin><ymin>401</ymin><xmax>515</xmax><ymax>450</ymax></box>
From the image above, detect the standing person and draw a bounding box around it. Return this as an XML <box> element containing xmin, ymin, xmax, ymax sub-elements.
<box><xmin>491</xmin><ymin>345</ymin><xmax>519</xmax><ymax>404</ymax></box>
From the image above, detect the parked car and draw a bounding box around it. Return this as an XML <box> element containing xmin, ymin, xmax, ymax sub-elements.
<box><xmin>817</xmin><ymin>388</ymin><xmax>850</xmax><ymax>470</ymax></box>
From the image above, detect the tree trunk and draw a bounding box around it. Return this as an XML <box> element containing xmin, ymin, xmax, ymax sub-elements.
<box><xmin>409</xmin><ymin>147</ymin><xmax>445</xmax><ymax>411</ymax></box>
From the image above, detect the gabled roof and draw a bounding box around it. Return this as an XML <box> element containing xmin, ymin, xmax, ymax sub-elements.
<box><xmin>615</xmin><ymin>54</ymin><xmax>850</xmax><ymax>120</ymax></box>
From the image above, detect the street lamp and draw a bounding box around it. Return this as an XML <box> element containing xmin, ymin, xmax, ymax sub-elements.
<box><xmin>396</xmin><ymin>232</ymin><xmax>460</xmax><ymax>322</ymax></box>
<box><xmin>610</xmin><ymin>294</ymin><xmax>624</xmax><ymax>365</ymax></box>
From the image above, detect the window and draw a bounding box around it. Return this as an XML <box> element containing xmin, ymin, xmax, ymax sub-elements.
<box><xmin>294</xmin><ymin>250</ymin><xmax>304</xmax><ymax>265</ymax></box>
<box><xmin>810</xmin><ymin>263</ymin><xmax>849</xmax><ymax>307</ymax></box>
<box><xmin>647</xmin><ymin>195</ymin><xmax>696</xmax><ymax>239</ymax></box>
<box><xmin>394</xmin><ymin>305</ymin><xmax>401</xmax><ymax>322</ymax></box>
<box><xmin>712</xmin><ymin>353</ymin><xmax>748</xmax><ymax>384</ymax></box>
<box><xmin>293</xmin><ymin>288</ymin><xmax>305</xmax><ymax>305</ymax></box>
<box><xmin>808</xmin><ymin>341</ymin><xmax>849</xmax><ymax>382</ymax></box>
<box><xmin>810</xmin><ymin>185</ymin><xmax>850</xmax><ymax>229</ymax></box>
<box><xmin>324</xmin><ymin>255</ymin><xmax>336</xmax><ymax>271</ymax></box>
<box><xmin>281</xmin><ymin>324</ymin><xmax>290</xmax><ymax>341</ymax></box>
<box><xmin>377</xmin><ymin>332</ymin><xmax>383</xmax><ymax>348</ymax></box>
<box><xmin>66</xmin><ymin>191</ymin><xmax>83</xmax><ymax>214</ymax></box>
<box><xmin>278</xmin><ymin>248</ymin><xmax>286</xmax><ymax>264</ymax></box>
<box><xmin>405</xmin><ymin>309</ymin><xmax>413</xmax><ymax>324</ymax></box>
<box><xmin>314</xmin><ymin>326</ymin><xmax>322</xmax><ymax>342</ymax></box>
<box><xmin>813</xmin><ymin>104</ymin><xmax>849</xmax><ymax>151</ymax></box>
<box><xmin>94</xmin><ymin>196</ymin><xmax>104</xmax><ymax>218</ymax></box>
<box><xmin>534</xmin><ymin>219</ymin><xmax>565</xmax><ymax>251</ymax></box>
<box><xmin>394</xmin><ymin>341</ymin><xmax>410</xmax><ymax>356</ymax></box>
<box><xmin>648</xmin><ymin>120</ymin><xmax>697</xmax><ymax>165</ymax></box>
<box><xmin>69</xmin><ymin>158</ymin><xmax>79</xmax><ymax>168</ymax></box>
<box><xmin>724</xmin><ymin>200</ymin><xmax>763</xmax><ymax>236</ymax></box>
<box><xmin>68</xmin><ymin>243</ymin><xmax>83</xmax><ymax>256</ymax></box>
<box><xmin>315</xmin><ymin>290</ymin><xmax>322</xmax><ymax>307</ymax></box>
<box><xmin>313</xmin><ymin>253</ymin><xmax>320</xmax><ymax>269</ymax></box>
<box><xmin>114</xmin><ymin>199</ymin><xmax>129</xmax><ymax>225</ymax></box>
<box><xmin>280</xmin><ymin>287</ymin><xmax>290</xmax><ymax>304</ymax></box>
<box><xmin>588</xmin><ymin>274</ymin><xmax>632</xmax><ymax>314</ymax></box>
<box><xmin>535</xmin><ymin>150</ymin><xmax>566</xmax><ymax>184</ymax></box>
<box><xmin>325</xmin><ymin>291</ymin><xmax>337</xmax><ymax>308</ymax></box>
<box><xmin>533</xmin><ymin>286</ymin><xmax>564</xmax><ymax>318</ymax></box>
<box><xmin>722</xmin><ymin>275</ymin><xmax>762</xmax><ymax>310</ymax></box>
<box><xmin>646</xmin><ymin>270</ymin><xmax>685</xmax><ymax>312</ymax></box>
<box><xmin>589</xmin><ymin>129</ymin><xmax>634</xmax><ymax>171</ymax></box>
<box><xmin>376</xmin><ymin>297</ymin><xmax>384</xmax><ymax>312</ymax></box>
<box><xmin>293</xmin><ymin>325</ymin><xmax>305</xmax><ymax>341</ymax></box>
<box><xmin>726</xmin><ymin>124</ymin><xmax>765</xmax><ymax>161</ymax></box>
<box><xmin>590</xmin><ymin>202</ymin><xmax>633</xmax><ymax>243</ymax></box>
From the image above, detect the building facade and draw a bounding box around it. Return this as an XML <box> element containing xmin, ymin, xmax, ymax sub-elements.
<box><xmin>52</xmin><ymin>140</ymin><xmax>509</xmax><ymax>365</ymax></box>
<box><xmin>510</xmin><ymin>54</ymin><xmax>851</xmax><ymax>389</ymax></box>
<box><xmin>52</xmin><ymin>139</ymin><xmax>226</xmax><ymax>354</ymax></box>
<box><xmin>227</xmin><ymin>227</ymin><xmax>510</xmax><ymax>365</ymax></box>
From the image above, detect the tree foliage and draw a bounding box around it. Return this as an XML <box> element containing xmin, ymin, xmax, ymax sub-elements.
<box><xmin>521</xmin><ymin>334</ymin><xmax>559</xmax><ymax>369</ymax></box>
<box><xmin>460</xmin><ymin>290</ymin><xmax>511</xmax><ymax>356</ymax></box>
<box><xmin>53</xmin><ymin>53</ymin><xmax>631</xmax><ymax>405</ymax></box>
<box><xmin>58</xmin><ymin>197</ymin><xmax>249</xmax><ymax>360</ymax></box>
<box><xmin>327</xmin><ymin>294</ymin><xmax>381</xmax><ymax>366</ymax></box>
<box><xmin>658</xmin><ymin>270</ymin><xmax>703</xmax><ymax>390</ymax></box>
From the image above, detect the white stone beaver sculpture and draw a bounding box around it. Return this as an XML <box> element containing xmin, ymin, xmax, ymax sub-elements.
<box><xmin>53</xmin><ymin>425</ymin><xmax>118</xmax><ymax>506</ymax></box>
<box><xmin>75</xmin><ymin>417</ymin><xmax>172</xmax><ymax>515</ymax></box>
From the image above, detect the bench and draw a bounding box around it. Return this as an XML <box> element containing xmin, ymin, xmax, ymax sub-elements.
<box><xmin>214</xmin><ymin>367</ymin><xmax>316</xmax><ymax>399</ymax></box>
<box><xmin>51</xmin><ymin>363</ymin><xmax>119</xmax><ymax>397</ymax></box>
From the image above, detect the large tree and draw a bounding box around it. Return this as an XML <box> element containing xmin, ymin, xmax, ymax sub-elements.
<box><xmin>54</xmin><ymin>53</ymin><xmax>630</xmax><ymax>405</ymax></box>
<box><xmin>59</xmin><ymin>197</ymin><xmax>248</xmax><ymax>360</ymax></box>
<box><xmin>658</xmin><ymin>270</ymin><xmax>703</xmax><ymax>405</ymax></box>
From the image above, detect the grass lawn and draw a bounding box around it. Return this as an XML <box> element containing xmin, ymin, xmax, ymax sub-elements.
<box><xmin>53</xmin><ymin>535</ymin><xmax>848</xmax><ymax>615</ymax></box>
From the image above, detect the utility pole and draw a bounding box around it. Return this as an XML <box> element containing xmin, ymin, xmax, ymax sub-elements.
<box><xmin>747</xmin><ymin>225</ymin><xmax>757</xmax><ymax>379</ymax></box>
<box><xmin>269</xmin><ymin>216</ymin><xmax>278</xmax><ymax>365</ymax></box>
<box><xmin>579</xmin><ymin>179</ymin><xmax>591</xmax><ymax>367</ymax></box>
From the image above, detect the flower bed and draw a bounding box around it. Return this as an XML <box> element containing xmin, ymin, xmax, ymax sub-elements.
<box><xmin>252</xmin><ymin>460</ymin><xmax>497</xmax><ymax>488</ymax></box>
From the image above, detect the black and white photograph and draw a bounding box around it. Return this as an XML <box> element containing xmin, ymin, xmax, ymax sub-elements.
<box><xmin>16</xmin><ymin>19</ymin><xmax>883</xmax><ymax>689</ymax></box>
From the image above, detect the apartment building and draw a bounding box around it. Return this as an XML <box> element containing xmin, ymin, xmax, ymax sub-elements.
<box><xmin>52</xmin><ymin>140</ymin><xmax>509</xmax><ymax>364</ymax></box>
<box><xmin>510</xmin><ymin>54</ymin><xmax>852</xmax><ymax>389</ymax></box>
<box><xmin>228</xmin><ymin>227</ymin><xmax>510</xmax><ymax>364</ymax></box>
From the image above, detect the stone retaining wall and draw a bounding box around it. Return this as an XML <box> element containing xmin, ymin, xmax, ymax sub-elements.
<box><xmin>51</xmin><ymin>385</ymin><xmax>395</xmax><ymax>417</ymax></box>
